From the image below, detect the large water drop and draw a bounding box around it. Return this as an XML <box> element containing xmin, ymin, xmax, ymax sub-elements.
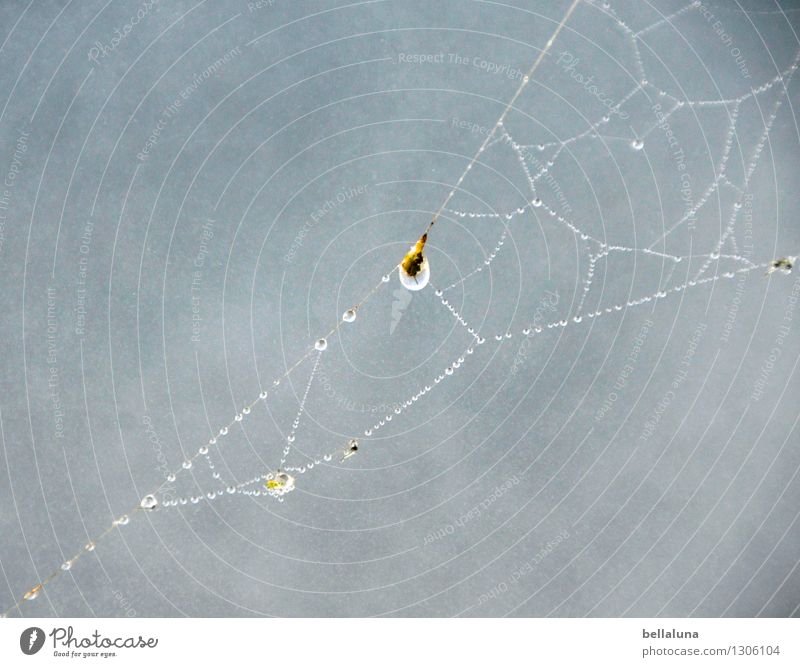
<box><xmin>399</xmin><ymin>257</ymin><xmax>430</xmax><ymax>291</ymax></box>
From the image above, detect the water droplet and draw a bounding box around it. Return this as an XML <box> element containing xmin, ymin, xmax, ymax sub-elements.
<box><xmin>445</xmin><ymin>367</ymin><xmax>454</xmax><ymax>375</ymax></box>
<box><xmin>242</xmin><ymin>406</ymin><xmax>251</xmax><ymax>415</ymax></box>
<box><xmin>631</xmin><ymin>138</ymin><xmax>644</xmax><ymax>151</ymax></box>
<box><xmin>315</xmin><ymin>338</ymin><xmax>328</xmax><ymax>351</ymax></box>
<box><xmin>532</xmin><ymin>197</ymin><xmax>542</xmax><ymax>208</ymax></box>
<box><xmin>235</xmin><ymin>413</ymin><xmax>243</xmax><ymax>422</ymax></box>
<box><xmin>61</xmin><ymin>560</ymin><xmax>72</xmax><ymax>571</ymax></box>
<box><xmin>259</xmin><ymin>390</ymin><xmax>268</xmax><ymax>399</ymax></box>
<box><xmin>199</xmin><ymin>446</ymin><xmax>208</xmax><ymax>455</ymax></box>
<box><xmin>382</xmin><ymin>274</ymin><xmax>391</xmax><ymax>282</ymax></box>
<box><xmin>85</xmin><ymin>542</ymin><xmax>96</xmax><ymax>552</ymax></box>
<box><xmin>115</xmin><ymin>515</ymin><xmax>129</xmax><ymax>526</ymax></box>
<box><xmin>166</xmin><ymin>473</ymin><xmax>176</xmax><ymax>483</ymax></box>
<box><xmin>342</xmin><ymin>309</ymin><xmax>356</xmax><ymax>323</ymax></box>
<box><xmin>23</xmin><ymin>585</ymin><xmax>41</xmax><ymax>601</ymax></box>
<box><xmin>227</xmin><ymin>485</ymin><xmax>236</xmax><ymax>494</ymax></box>
<box><xmin>399</xmin><ymin>257</ymin><xmax>430</xmax><ymax>291</ymax></box>
<box><xmin>140</xmin><ymin>494</ymin><xmax>158</xmax><ymax>511</ymax></box>
<box><xmin>220</xmin><ymin>427</ymin><xmax>228</xmax><ymax>436</ymax></box>
<box><xmin>182</xmin><ymin>460</ymin><xmax>192</xmax><ymax>470</ymax></box>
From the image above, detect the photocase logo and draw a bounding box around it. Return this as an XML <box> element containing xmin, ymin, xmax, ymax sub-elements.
<box><xmin>20</xmin><ymin>627</ymin><xmax>45</xmax><ymax>655</ymax></box>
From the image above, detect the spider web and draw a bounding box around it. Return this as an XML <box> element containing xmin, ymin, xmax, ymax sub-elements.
<box><xmin>4</xmin><ymin>0</ymin><xmax>799</xmax><ymax>617</ymax></box>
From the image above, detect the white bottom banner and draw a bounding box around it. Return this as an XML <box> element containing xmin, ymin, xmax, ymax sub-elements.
<box><xmin>1</xmin><ymin>618</ymin><xmax>797</xmax><ymax>666</ymax></box>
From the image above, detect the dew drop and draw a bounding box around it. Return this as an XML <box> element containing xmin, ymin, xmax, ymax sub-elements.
<box><xmin>85</xmin><ymin>541</ymin><xmax>96</xmax><ymax>552</ymax></box>
<box><xmin>532</xmin><ymin>197</ymin><xmax>542</xmax><ymax>208</ymax></box>
<box><xmin>399</xmin><ymin>257</ymin><xmax>430</xmax><ymax>291</ymax></box>
<box><xmin>315</xmin><ymin>338</ymin><xmax>328</xmax><ymax>351</ymax></box>
<box><xmin>166</xmin><ymin>473</ymin><xmax>176</xmax><ymax>483</ymax></box>
<box><xmin>61</xmin><ymin>560</ymin><xmax>72</xmax><ymax>571</ymax></box>
<box><xmin>342</xmin><ymin>309</ymin><xmax>356</xmax><ymax>323</ymax></box>
<box><xmin>115</xmin><ymin>515</ymin><xmax>129</xmax><ymax>526</ymax></box>
<box><xmin>182</xmin><ymin>460</ymin><xmax>192</xmax><ymax>470</ymax></box>
<box><xmin>23</xmin><ymin>585</ymin><xmax>41</xmax><ymax>601</ymax></box>
<box><xmin>140</xmin><ymin>494</ymin><xmax>158</xmax><ymax>511</ymax></box>
<box><xmin>259</xmin><ymin>390</ymin><xmax>268</xmax><ymax>399</ymax></box>
<box><xmin>199</xmin><ymin>446</ymin><xmax>208</xmax><ymax>455</ymax></box>
<box><xmin>220</xmin><ymin>427</ymin><xmax>228</xmax><ymax>436</ymax></box>
<box><xmin>631</xmin><ymin>138</ymin><xmax>644</xmax><ymax>151</ymax></box>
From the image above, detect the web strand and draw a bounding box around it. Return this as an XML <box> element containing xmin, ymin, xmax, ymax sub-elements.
<box><xmin>426</xmin><ymin>0</ymin><xmax>583</xmax><ymax>234</ymax></box>
<box><xmin>5</xmin><ymin>0</ymin><xmax>798</xmax><ymax>617</ymax></box>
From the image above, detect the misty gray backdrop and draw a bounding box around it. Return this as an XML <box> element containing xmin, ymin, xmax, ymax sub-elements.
<box><xmin>0</xmin><ymin>0</ymin><xmax>799</xmax><ymax>617</ymax></box>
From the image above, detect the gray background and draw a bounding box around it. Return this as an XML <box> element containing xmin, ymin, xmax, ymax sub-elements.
<box><xmin>0</xmin><ymin>0</ymin><xmax>799</xmax><ymax>617</ymax></box>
